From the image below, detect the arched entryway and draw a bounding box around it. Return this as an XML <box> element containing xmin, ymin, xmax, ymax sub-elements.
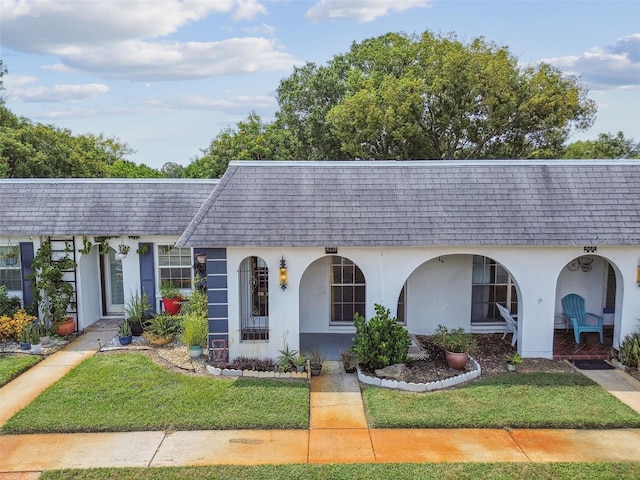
<box><xmin>398</xmin><ymin>254</ymin><xmax>520</xmax><ymax>341</ymax></box>
<box><xmin>553</xmin><ymin>255</ymin><xmax>617</xmax><ymax>359</ymax></box>
<box><xmin>299</xmin><ymin>255</ymin><xmax>366</xmax><ymax>359</ymax></box>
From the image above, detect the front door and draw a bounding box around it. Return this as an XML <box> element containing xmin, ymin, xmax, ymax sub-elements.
<box><xmin>103</xmin><ymin>249</ymin><xmax>124</xmax><ymax>315</ymax></box>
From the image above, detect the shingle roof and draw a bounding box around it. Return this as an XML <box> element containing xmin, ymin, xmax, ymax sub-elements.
<box><xmin>177</xmin><ymin>160</ymin><xmax>640</xmax><ymax>247</ymax></box>
<box><xmin>0</xmin><ymin>179</ymin><xmax>218</xmax><ymax>236</ymax></box>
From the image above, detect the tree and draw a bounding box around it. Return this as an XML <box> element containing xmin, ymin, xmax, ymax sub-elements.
<box><xmin>0</xmin><ymin>104</ymin><xmax>144</xmax><ymax>178</ymax></box>
<box><xmin>563</xmin><ymin>131</ymin><xmax>640</xmax><ymax>159</ymax></box>
<box><xmin>276</xmin><ymin>31</ymin><xmax>596</xmax><ymax>160</ymax></box>
<box><xmin>0</xmin><ymin>59</ymin><xmax>7</xmax><ymax>104</ymax></box>
<box><xmin>104</xmin><ymin>160</ymin><xmax>164</xmax><ymax>178</ymax></box>
<box><xmin>161</xmin><ymin>162</ymin><xmax>184</xmax><ymax>178</ymax></box>
<box><xmin>183</xmin><ymin>112</ymin><xmax>296</xmax><ymax>178</ymax></box>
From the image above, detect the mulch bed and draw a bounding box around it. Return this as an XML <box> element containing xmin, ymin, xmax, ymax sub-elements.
<box><xmin>405</xmin><ymin>334</ymin><xmax>573</xmax><ymax>384</ymax></box>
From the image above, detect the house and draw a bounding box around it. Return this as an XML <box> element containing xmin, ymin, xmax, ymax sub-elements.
<box><xmin>0</xmin><ymin>178</ymin><xmax>217</xmax><ymax>328</ymax></box>
<box><xmin>2</xmin><ymin>160</ymin><xmax>639</xmax><ymax>361</ymax></box>
<box><xmin>176</xmin><ymin>160</ymin><xmax>640</xmax><ymax>361</ymax></box>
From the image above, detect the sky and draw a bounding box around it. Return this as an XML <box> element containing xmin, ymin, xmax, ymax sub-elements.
<box><xmin>1</xmin><ymin>0</ymin><xmax>639</xmax><ymax>169</ymax></box>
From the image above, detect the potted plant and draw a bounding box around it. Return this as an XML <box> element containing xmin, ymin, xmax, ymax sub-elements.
<box><xmin>181</xmin><ymin>312</ymin><xmax>208</xmax><ymax>358</ymax></box>
<box><xmin>19</xmin><ymin>323</ymin><xmax>32</xmax><ymax>350</ymax></box>
<box><xmin>115</xmin><ymin>244</ymin><xmax>130</xmax><ymax>261</ymax></box>
<box><xmin>30</xmin><ymin>324</ymin><xmax>42</xmax><ymax>354</ymax></box>
<box><xmin>295</xmin><ymin>354</ymin><xmax>307</xmax><ymax>373</ymax></box>
<box><xmin>340</xmin><ymin>349</ymin><xmax>357</xmax><ymax>373</ymax></box>
<box><xmin>432</xmin><ymin>324</ymin><xmax>477</xmax><ymax>370</ymax></box>
<box><xmin>506</xmin><ymin>353</ymin><xmax>522</xmax><ymax>372</ymax></box>
<box><xmin>2</xmin><ymin>248</ymin><xmax>19</xmax><ymax>267</ymax></box>
<box><xmin>307</xmin><ymin>349</ymin><xmax>326</xmax><ymax>376</ymax></box>
<box><xmin>30</xmin><ymin>239</ymin><xmax>76</xmax><ymax>336</ymax></box>
<box><xmin>118</xmin><ymin>321</ymin><xmax>133</xmax><ymax>345</ymax></box>
<box><xmin>144</xmin><ymin>313</ymin><xmax>181</xmax><ymax>346</ymax></box>
<box><xmin>125</xmin><ymin>290</ymin><xmax>151</xmax><ymax>336</ymax></box>
<box><xmin>277</xmin><ymin>344</ymin><xmax>299</xmax><ymax>372</ymax></box>
<box><xmin>160</xmin><ymin>282</ymin><xmax>182</xmax><ymax>316</ymax></box>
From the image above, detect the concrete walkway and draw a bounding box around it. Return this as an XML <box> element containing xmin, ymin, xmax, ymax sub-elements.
<box><xmin>1</xmin><ymin>336</ymin><xmax>640</xmax><ymax>477</ymax></box>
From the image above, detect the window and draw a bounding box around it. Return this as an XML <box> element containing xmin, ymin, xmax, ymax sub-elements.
<box><xmin>396</xmin><ymin>283</ymin><xmax>406</xmax><ymax>325</ymax></box>
<box><xmin>0</xmin><ymin>246</ymin><xmax>21</xmax><ymax>291</ymax></box>
<box><xmin>158</xmin><ymin>246</ymin><xmax>192</xmax><ymax>289</ymax></box>
<box><xmin>239</xmin><ymin>256</ymin><xmax>269</xmax><ymax>341</ymax></box>
<box><xmin>471</xmin><ymin>256</ymin><xmax>517</xmax><ymax>323</ymax></box>
<box><xmin>330</xmin><ymin>256</ymin><xmax>365</xmax><ymax>323</ymax></box>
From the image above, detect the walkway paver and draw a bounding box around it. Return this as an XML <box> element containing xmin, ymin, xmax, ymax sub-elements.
<box><xmin>1</xmin><ymin>330</ymin><xmax>640</xmax><ymax>476</ymax></box>
<box><xmin>576</xmin><ymin>366</ymin><xmax>640</xmax><ymax>414</ymax></box>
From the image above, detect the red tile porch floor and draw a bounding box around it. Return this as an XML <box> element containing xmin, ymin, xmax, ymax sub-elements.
<box><xmin>553</xmin><ymin>327</ymin><xmax>614</xmax><ymax>360</ymax></box>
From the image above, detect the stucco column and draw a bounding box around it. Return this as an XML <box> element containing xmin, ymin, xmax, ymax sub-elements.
<box><xmin>515</xmin><ymin>269</ymin><xmax>558</xmax><ymax>359</ymax></box>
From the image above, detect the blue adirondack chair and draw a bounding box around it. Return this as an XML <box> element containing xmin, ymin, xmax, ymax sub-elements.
<box><xmin>561</xmin><ymin>294</ymin><xmax>604</xmax><ymax>344</ymax></box>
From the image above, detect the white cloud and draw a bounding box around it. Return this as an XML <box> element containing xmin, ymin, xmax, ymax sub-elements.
<box><xmin>42</xmin><ymin>63</ymin><xmax>70</xmax><ymax>72</ymax></box>
<box><xmin>232</xmin><ymin>0</ymin><xmax>267</xmax><ymax>21</ymax></box>
<box><xmin>37</xmin><ymin>93</ymin><xmax>276</xmax><ymax>119</ymax></box>
<box><xmin>3</xmin><ymin>74</ymin><xmax>37</xmax><ymax>90</ymax></box>
<box><xmin>0</xmin><ymin>0</ymin><xmax>286</xmax><ymax>81</ymax></box>
<box><xmin>12</xmin><ymin>83</ymin><xmax>109</xmax><ymax>103</ymax></box>
<box><xmin>57</xmin><ymin>37</ymin><xmax>298</xmax><ymax>80</ymax></box>
<box><xmin>545</xmin><ymin>34</ymin><xmax>640</xmax><ymax>89</ymax></box>
<box><xmin>305</xmin><ymin>0</ymin><xmax>431</xmax><ymax>23</ymax></box>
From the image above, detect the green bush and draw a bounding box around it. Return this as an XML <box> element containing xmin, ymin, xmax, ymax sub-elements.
<box><xmin>352</xmin><ymin>303</ymin><xmax>411</xmax><ymax>371</ymax></box>
<box><xmin>0</xmin><ymin>285</ymin><xmax>21</xmax><ymax>317</ymax></box>
<box><xmin>619</xmin><ymin>331</ymin><xmax>640</xmax><ymax>368</ymax></box>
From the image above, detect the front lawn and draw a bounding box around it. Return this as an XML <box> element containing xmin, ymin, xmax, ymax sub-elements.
<box><xmin>1</xmin><ymin>353</ymin><xmax>309</xmax><ymax>434</ymax></box>
<box><xmin>0</xmin><ymin>354</ymin><xmax>41</xmax><ymax>387</ymax></box>
<box><xmin>40</xmin><ymin>463</ymin><xmax>640</xmax><ymax>480</ymax></box>
<box><xmin>364</xmin><ymin>372</ymin><xmax>640</xmax><ymax>428</ymax></box>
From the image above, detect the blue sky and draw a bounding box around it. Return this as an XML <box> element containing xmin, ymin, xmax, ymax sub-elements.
<box><xmin>1</xmin><ymin>0</ymin><xmax>639</xmax><ymax>169</ymax></box>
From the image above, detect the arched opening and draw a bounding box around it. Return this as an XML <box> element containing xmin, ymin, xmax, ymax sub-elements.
<box><xmin>399</xmin><ymin>254</ymin><xmax>519</xmax><ymax>339</ymax></box>
<box><xmin>239</xmin><ymin>256</ymin><xmax>269</xmax><ymax>341</ymax></box>
<box><xmin>299</xmin><ymin>255</ymin><xmax>366</xmax><ymax>359</ymax></box>
<box><xmin>553</xmin><ymin>255</ymin><xmax>616</xmax><ymax>359</ymax></box>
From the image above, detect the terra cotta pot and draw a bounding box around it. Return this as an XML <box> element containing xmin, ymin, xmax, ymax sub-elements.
<box><xmin>444</xmin><ymin>350</ymin><xmax>468</xmax><ymax>370</ymax></box>
<box><xmin>55</xmin><ymin>318</ymin><xmax>75</xmax><ymax>336</ymax></box>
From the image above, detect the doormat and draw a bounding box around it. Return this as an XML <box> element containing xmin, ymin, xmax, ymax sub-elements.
<box><xmin>573</xmin><ymin>359</ymin><xmax>614</xmax><ymax>370</ymax></box>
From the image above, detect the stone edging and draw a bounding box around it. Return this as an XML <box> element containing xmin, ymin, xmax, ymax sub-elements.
<box><xmin>357</xmin><ymin>356</ymin><xmax>482</xmax><ymax>392</ymax></box>
<box><xmin>206</xmin><ymin>365</ymin><xmax>309</xmax><ymax>380</ymax></box>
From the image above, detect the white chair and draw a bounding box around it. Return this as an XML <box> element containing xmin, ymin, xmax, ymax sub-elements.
<box><xmin>496</xmin><ymin>303</ymin><xmax>518</xmax><ymax>347</ymax></box>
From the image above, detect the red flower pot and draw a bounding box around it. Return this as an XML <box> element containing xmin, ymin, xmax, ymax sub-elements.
<box><xmin>162</xmin><ymin>297</ymin><xmax>182</xmax><ymax>316</ymax></box>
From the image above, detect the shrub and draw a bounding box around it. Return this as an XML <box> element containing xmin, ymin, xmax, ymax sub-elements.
<box><xmin>352</xmin><ymin>303</ymin><xmax>411</xmax><ymax>371</ymax></box>
<box><xmin>229</xmin><ymin>356</ymin><xmax>275</xmax><ymax>371</ymax></box>
<box><xmin>0</xmin><ymin>309</ymin><xmax>37</xmax><ymax>342</ymax></box>
<box><xmin>181</xmin><ymin>312</ymin><xmax>208</xmax><ymax>347</ymax></box>
<box><xmin>619</xmin><ymin>331</ymin><xmax>640</xmax><ymax>368</ymax></box>
<box><xmin>180</xmin><ymin>287</ymin><xmax>208</xmax><ymax>318</ymax></box>
<box><xmin>0</xmin><ymin>286</ymin><xmax>21</xmax><ymax>317</ymax></box>
<box><xmin>432</xmin><ymin>324</ymin><xmax>477</xmax><ymax>354</ymax></box>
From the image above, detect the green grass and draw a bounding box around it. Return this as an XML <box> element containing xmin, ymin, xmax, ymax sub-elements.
<box><xmin>39</xmin><ymin>463</ymin><xmax>640</xmax><ymax>480</ymax></box>
<box><xmin>0</xmin><ymin>353</ymin><xmax>41</xmax><ymax>386</ymax></box>
<box><xmin>1</xmin><ymin>353</ymin><xmax>309</xmax><ymax>434</ymax></box>
<box><xmin>364</xmin><ymin>372</ymin><xmax>640</xmax><ymax>428</ymax></box>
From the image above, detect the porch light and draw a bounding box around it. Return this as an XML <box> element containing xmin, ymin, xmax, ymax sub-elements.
<box><xmin>196</xmin><ymin>253</ymin><xmax>206</xmax><ymax>264</ymax></box>
<box><xmin>279</xmin><ymin>257</ymin><xmax>288</xmax><ymax>290</ymax></box>
<box><xmin>637</xmin><ymin>262</ymin><xmax>640</xmax><ymax>286</ymax></box>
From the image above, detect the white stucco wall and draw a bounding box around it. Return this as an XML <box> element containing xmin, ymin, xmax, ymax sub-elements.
<box><xmin>226</xmin><ymin>245</ymin><xmax>640</xmax><ymax>360</ymax></box>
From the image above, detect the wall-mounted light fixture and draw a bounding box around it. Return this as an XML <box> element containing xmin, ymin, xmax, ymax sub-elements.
<box><xmin>636</xmin><ymin>260</ymin><xmax>640</xmax><ymax>286</ymax></box>
<box><xmin>279</xmin><ymin>257</ymin><xmax>288</xmax><ymax>290</ymax></box>
<box><xmin>196</xmin><ymin>253</ymin><xmax>206</xmax><ymax>264</ymax></box>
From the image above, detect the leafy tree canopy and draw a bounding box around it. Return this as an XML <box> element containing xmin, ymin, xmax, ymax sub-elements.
<box><xmin>276</xmin><ymin>31</ymin><xmax>597</xmax><ymax>160</ymax></box>
<box><xmin>563</xmin><ymin>131</ymin><xmax>640</xmax><ymax>159</ymax></box>
<box><xmin>0</xmin><ymin>103</ymin><xmax>162</xmax><ymax>178</ymax></box>
<box><xmin>183</xmin><ymin>112</ymin><xmax>296</xmax><ymax>178</ymax></box>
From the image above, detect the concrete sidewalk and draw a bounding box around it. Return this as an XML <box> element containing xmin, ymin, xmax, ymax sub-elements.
<box><xmin>1</xmin><ymin>337</ymin><xmax>640</xmax><ymax>477</ymax></box>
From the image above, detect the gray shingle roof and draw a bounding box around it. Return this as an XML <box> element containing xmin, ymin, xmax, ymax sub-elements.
<box><xmin>0</xmin><ymin>179</ymin><xmax>218</xmax><ymax>236</ymax></box>
<box><xmin>177</xmin><ymin>160</ymin><xmax>640</xmax><ymax>247</ymax></box>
